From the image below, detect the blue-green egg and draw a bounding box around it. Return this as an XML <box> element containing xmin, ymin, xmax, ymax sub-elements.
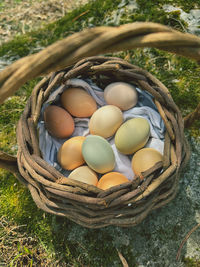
<box><xmin>82</xmin><ymin>135</ymin><xmax>115</xmax><ymax>173</ymax></box>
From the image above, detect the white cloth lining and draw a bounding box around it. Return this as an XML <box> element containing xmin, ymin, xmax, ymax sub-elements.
<box><xmin>37</xmin><ymin>78</ymin><xmax>165</xmax><ymax>180</ymax></box>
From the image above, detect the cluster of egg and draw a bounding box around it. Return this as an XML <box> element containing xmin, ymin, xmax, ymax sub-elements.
<box><xmin>44</xmin><ymin>82</ymin><xmax>163</xmax><ymax>190</ymax></box>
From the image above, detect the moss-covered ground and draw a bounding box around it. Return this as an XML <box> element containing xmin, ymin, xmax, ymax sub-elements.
<box><xmin>0</xmin><ymin>0</ymin><xmax>200</xmax><ymax>265</ymax></box>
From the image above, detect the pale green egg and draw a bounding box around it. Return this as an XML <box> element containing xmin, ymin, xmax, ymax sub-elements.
<box><xmin>82</xmin><ymin>135</ymin><xmax>115</xmax><ymax>173</ymax></box>
<box><xmin>115</xmin><ymin>117</ymin><xmax>150</xmax><ymax>155</ymax></box>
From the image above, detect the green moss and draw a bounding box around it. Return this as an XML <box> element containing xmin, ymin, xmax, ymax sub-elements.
<box><xmin>42</xmin><ymin>220</ymin><xmax>138</xmax><ymax>266</ymax></box>
<box><xmin>0</xmin><ymin>35</ymin><xmax>34</xmax><ymax>58</ymax></box>
<box><xmin>0</xmin><ymin>170</ymin><xmax>37</xmax><ymax>221</ymax></box>
<box><xmin>137</xmin><ymin>0</ymin><xmax>198</xmax><ymax>13</ymax></box>
<box><xmin>0</xmin><ymin>78</ymin><xmax>41</xmax><ymax>155</ymax></box>
<box><xmin>104</xmin><ymin>0</ymin><xmax>188</xmax><ymax>32</ymax></box>
<box><xmin>0</xmin><ymin>98</ymin><xmax>22</xmax><ymax>154</ymax></box>
<box><xmin>183</xmin><ymin>257</ymin><xmax>200</xmax><ymax>267</ymax></box>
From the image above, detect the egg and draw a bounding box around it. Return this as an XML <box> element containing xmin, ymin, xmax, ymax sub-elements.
<box><xmin>131</xmin><ymin>148</ymin><xmax>163</xmax><ymax>179</ymax></box>
<box><xmin>115</xmin><ymin>117</ymin><xmax>150</xmax><ymax>154</ymax></box>
<box><xmin>57</xmin><ymin>136</ymin><xmax>85</xmax><ymax>170</ymax></box>
<box><xmin>97</xmin><ymin>172</ymin><xmax>129</xmax><ymax>190</ymax></box>
<box><xmin>82</xmin><ymin>135</ymin><xmax>115</xmax><ymax>173</ymax></box>
<box><xmin>68</xmin><ymin>166</ymin><xmax>98</xmax><ymax>186</ymax></box>
<box><xmin>104</xmin><ymin>82</ymin><xmax>138</xmax><ymax>111</ymax></box>
<box><xmin>89</xmin><ymin>105</ymin><xmax>123</xmax><ymax>138</ymax></box>
<box><xmin>44</xmin><ymin>105</ymin><xmax>74</xmax><ymax>138</ymax></box>
<box><xmin>61</xmin><ymin>88</ymin><xmax>97</xmax><ymax>117</ymax></box>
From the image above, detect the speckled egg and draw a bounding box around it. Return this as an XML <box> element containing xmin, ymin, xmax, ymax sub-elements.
<box><xmin>68</xmin><ymin>166</ymin><xmax>98</xmax><ymax>186</ymax></box>
<box><xmin>97</xmin><ymin>172</ymin><xmax>129</xmax><ymax>190</ymax></box>
<box><xmin>57</xmin><ymin>136</ymin><xmax>85</xmax><ymax>170</ymax></box>
<box><xmin>104</xmin><ymin>82</ymin><xmax>138</xmax><ymax>110</ymax></box>
<box><xmin>89</xmin><ymin>105</ymin><xmax>123</xmax><ymax>138</ymax></box>
<box><xmin>115</xmin><ymin>117</ymin><xmax>150</xmax><ymax>154</ymax></box>
<box><xmin>61</xmin><ymin>88</ymin><xmax>97</xmax><ymax>117</ymax></box>
<box><xmin>131</xmin><ymin>148</ymin><xmax>163</xmax><ymax>179</ymax></box>
<box><xmin>82</xmin><ymin>135</ymin><xmax>115</xmax><ymax>174</ymax></box>
<box><xmin>44</xmin><ymin>105</ymin><xmax>74</xmax><ymax>139</ymax></box>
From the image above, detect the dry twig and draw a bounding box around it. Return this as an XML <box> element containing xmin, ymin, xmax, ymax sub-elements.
<box><xmin>176</xmin><ymin>223</ymin><xmax>200</xmax><ymax>261</ymax></box>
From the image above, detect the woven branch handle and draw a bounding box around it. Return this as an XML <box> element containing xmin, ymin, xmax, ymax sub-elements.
<box><xmin>0</xmin><ymin>22</ymin><xmax>199</xmax><ymax>168</ymax></box>
<box><xmin>1</xmin><ymin>22</ymin><xmax>200</xmax><ymax>104</ymax></box>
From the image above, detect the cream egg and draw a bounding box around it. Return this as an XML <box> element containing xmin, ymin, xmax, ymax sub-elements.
<box><xmin>104</xmin><ymin>82</ymin><xmax>138</xmax><ymax>110</ymax></box>
<box><xmin>68</xmin><ymin>166</ymin><xmax>98</xmax><ymax>186</ymax></box>
<box><xmin>89</xmin><ymin>105</ymin><xmax>123</xmax><ymax>138</ymax></box>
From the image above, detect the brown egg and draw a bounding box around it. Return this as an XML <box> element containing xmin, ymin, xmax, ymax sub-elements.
<box><xmin>131</xmin><ymin>148</ymin><xmax>163</xmax><ymax>179</ymax></box>
<box><xmin>57</xmin><ymin>136</ymin><xmax>86</xmax><ymax>170</ymax></box>
<box><xmin>97</xmin><ymin>172</ymin><xmax>129</xmax><ymax>190</ymax></box>
<box><xmin>44</xmin><ymin>105</ymin><xmax>74</xmax><ymax>138</ymax></box>
<box><xmin>61</xmin><ymin>88</ymin><xmax>97</xmax><ymax>117</ymax></box>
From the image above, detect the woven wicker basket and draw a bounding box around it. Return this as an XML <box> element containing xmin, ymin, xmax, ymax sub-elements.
<box><xmin>0</xmin><ymin>22</ymin><xmax>200</xmax><ymax>228</ymax></box>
